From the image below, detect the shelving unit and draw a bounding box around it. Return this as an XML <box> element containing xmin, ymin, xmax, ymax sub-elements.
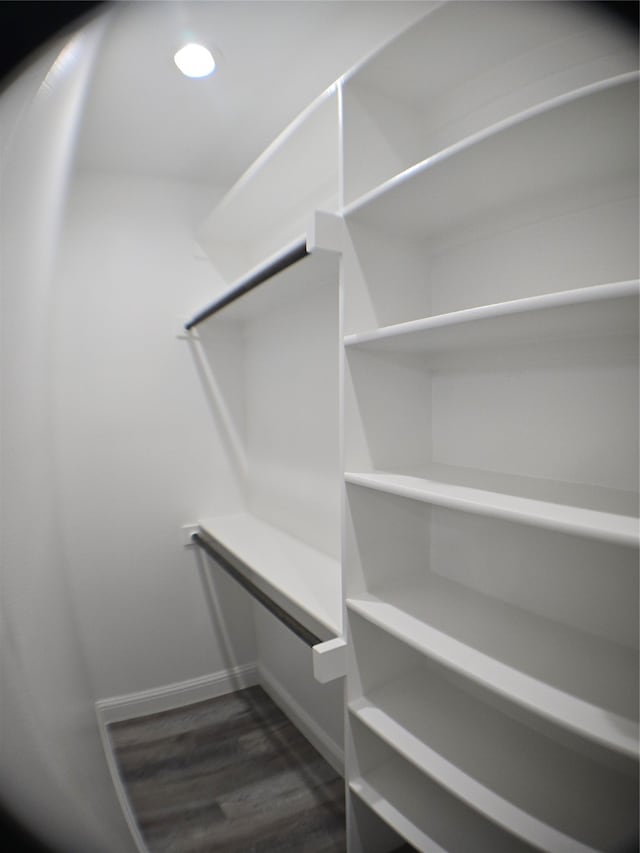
<box><xmin>344</xmin><ymin>304</ymin><xmax>638</xmax><ymax>540</ymax></box>
<box><xmin>184</xmin><ymin>4</ymin><xmax>639</xmax><ymax>850</ymax></box>
<box><xmin>348</xmin><ymin>620</ymin><xmax>637</xmax><ymax>852</ymax></box>
<box><xmin>341</xmin><ymin>8</ymin><xmax>638</xmax><ymax>851</ymax></box>
<box><xmin>187</xmin><ymin>213</ymin><xmax>342</xmax><ymax>648</ymax></box>
<box><xmin>341</xmin><ymin>72</ymin><xmax>638</xmax><ymax>335</ymax></box>
<box><xmin>348</xmin><ymin>578</ymin><xmax>638</xmax><ymax>758</ymax></box>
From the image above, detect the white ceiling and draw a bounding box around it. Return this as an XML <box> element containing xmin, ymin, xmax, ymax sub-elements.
<box><xmin>74</xmin><ymin>0</ymin><xmax>428</xmax><ymax>188</ymax></box>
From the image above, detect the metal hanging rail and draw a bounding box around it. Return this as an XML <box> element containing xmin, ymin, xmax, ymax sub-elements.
<box><xmin>191</xmin><ymin>530</ymin><xmax>322</xmax><ymax>648</ymax></box>
<box><xmin>184</xmin><ymin>239</ymin><xmax>309</xmax><ymax>331</ymax></box>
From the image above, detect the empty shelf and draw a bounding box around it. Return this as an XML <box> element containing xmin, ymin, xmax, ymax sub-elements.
<box><xmin>344</xmin><ymin>74</ymin><xmax>638</xmax><ymax>241</ymax></box>
<box><xmin>198</xmin><ymin>512</ymin><xmax>341</xmax><ymax>640</ymax></box>
<box><xmin>349</xmin><ymin>757</ymin><xmax>536</xmax><ymax>853</ymax></box>
<box><xmin>347</xmin><ymin>573</ymin><xmax>638</xmax><ymax>758</ymax></box>
<box><xmin>345</xmin><ymin>468</ymin><xmax>639</xmax><ymax>547</ymax></box>
<box><xmin>349</xmin><ymin>670</ymin><xmax>636</xmax><ymax>852</ymax></box>
<box><xmin>345</xmin><ymin>280</ymin><xmax>639</xmax><ymax>352</ymax></box>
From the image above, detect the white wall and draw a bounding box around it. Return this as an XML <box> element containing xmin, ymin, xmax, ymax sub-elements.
<box><xmin>1</xmin><ymin>32</ymin><xmax>258</xmax><ymax>853</ymax></box>
<box><xmin>51</xmin><ymin>169</ymin><xmax>258</xmax><ymax>701</ymax></box>
<box><xmin>0</xmin><ymin>24</ymin><xmax>137</xmax><ymax>853</ymax></box>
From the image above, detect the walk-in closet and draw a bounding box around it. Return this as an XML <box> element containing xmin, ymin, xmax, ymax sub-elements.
<box><xmin>1</xmin><ymin>3</ymin><xmax>637</xmax><ymax>852</ymax></box>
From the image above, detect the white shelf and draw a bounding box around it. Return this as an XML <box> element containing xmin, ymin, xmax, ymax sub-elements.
<box><xmin>349</xmin><ymin>756</ymin><xmax>535</xmax><ymax>853</ymax></box>
<box><xmin>345</xmin><ymin>467</ymin><xmax>639</xmax><ymax>547</ymax></box>
<box><xmin>350</xmin><ymin>670</ymin><xmax>636</xmax><ymax>852</ymax></box>
<box><xmin>347</xmin><ymin>572</ymin><xmax>638</xmax><ymax>759</ymax></box>
<box><xmin>345</xmin><ymin>280</ymin><xmax>639</xmax><ymax>352</ymax></box>
<box><xmin>350</xmin><ymin>774</ymin><xmax>447</xmax><ymax>853</ymax></box>
<box><xmin>341</xmin><ymin>1</ymin><xmax>639</xmax><ymax>204</ymax></box>
<box><xmin>198</xmin><ymin>85</ymin><xmax>339</xmax><ymax>283</ymax></box>
<box><xmin>343</xmin><ymin>73</ymin><xmax>639</xmax><ymax>241</ymax></box>
<box><xmin>198</xmin><ymin>512</ymin><xmax>342</xmax><ymax>640</ymax></box>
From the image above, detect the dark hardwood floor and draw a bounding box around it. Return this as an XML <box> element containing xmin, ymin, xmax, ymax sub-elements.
<box><xmin>109</xmin><ymin>685</ymin><xmax>346</xmax><ymax>852</ymax></box>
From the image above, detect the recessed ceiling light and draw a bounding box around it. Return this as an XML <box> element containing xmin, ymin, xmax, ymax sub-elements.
<box><xmin>174</xmin><ymin>43</ymin><xmax>216</xmax><ymax>78</ymax></box>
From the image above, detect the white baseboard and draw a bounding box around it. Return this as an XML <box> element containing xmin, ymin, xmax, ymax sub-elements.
<box><xmin>96</xmin><ymin>662</ymin><xmax>259</xmax><ymax>853</ymax></box>
<box><xmin>96</xmin><ymin>662</ymin><xmax>259</xmax><ymax>724</ymax></box>
<box><xmin>96</xmin><ymin>712</ymin><xmax>149</xmax><ymax>853</ymax></box>
<box><xmin>258</xmin><ymin>663</ymin><xmax>345</xmax><ymax>777</ymax></box>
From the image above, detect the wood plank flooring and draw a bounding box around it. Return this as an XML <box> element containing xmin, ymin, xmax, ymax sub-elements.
<box><xmin>109</xmin><ymin>685</ymin><xmax>346</xmax><ymax>853</ymax></box>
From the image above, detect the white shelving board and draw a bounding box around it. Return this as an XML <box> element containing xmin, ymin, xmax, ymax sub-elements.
<box><xmin>341</xmin><ymin>0</ymin><xmax>639</xmax><ymax>204</ymax></box>
<box><xmin>349</xmin><ymin>670</ymin><xmax>636</xmax><ymax>852</ymax></box>
<box><xmin>199</xmin><ymin>512</ymin><xmax>342</xmax><ymax>642</ymax></box>
<box><xmin>345</xmin><ymin>468</ymin><xmax>638</xmax><ymax>547</ymax></box>
<box><xmin>343</xmin><ymin>2</ymin><xmax>637</xmax><ymax>118</ymax></box>
<box><xmin>347</xmin><ymin>572</ymin><xmax>638</xmax><ymax>759</ymax></box>
<box><xmin>343</xmin><ymin>73</ymin><xmax>638</xmax><ymax>242</ymax></box>
<box><xmin>344</xmin><ymin>280</ymin><xmax>639</xmax><ymax>352</ymax></box>
<box><xmin>349</xmin><ymin>756</ymin><xmax>537</xmax><ymax>853</ymax></box>
<box><xmin>350</xmin><ymin>775</ymin><xmax>448</xmax><ymax>853</ymax></box>
<box><xmin>198</xmin><ymin>85</ymin><xmax>340</xmax><ymax>282</ymax></box>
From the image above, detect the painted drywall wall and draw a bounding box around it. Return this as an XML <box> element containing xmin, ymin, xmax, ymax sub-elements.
<box><xmin>51</xmin><ymin>169</ymin><xmax>258</xmax><ymax>701</ymax></box>
<box><xmin>1</xmin><ymin>32</ymin><xmax>258</xmax><ymax>853</ymax></box>
<box><xmin>0</xmin><ymin>24</ymin><xmax>137</xmax><ymax>853</ymax></box>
